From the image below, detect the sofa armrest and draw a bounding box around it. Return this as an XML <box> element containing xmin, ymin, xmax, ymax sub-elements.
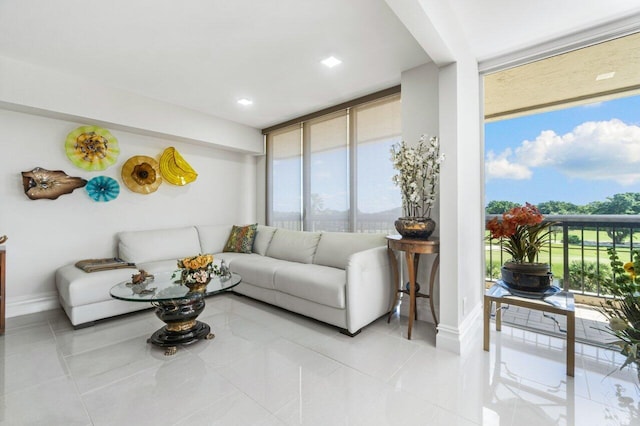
<box><xmin>345</xmin><ymin>246</ymin><xmax>394</xmax><ymax>333</ymax></box>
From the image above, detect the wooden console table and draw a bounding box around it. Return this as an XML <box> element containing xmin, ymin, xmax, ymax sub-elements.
<box><xmin>386</xmin><ymin>235</ymin><xmax>440</xmax><ymax>339</ymax></box>
<box><xmin>0</xmin><ymin>246</ymin><xmax>5</xmax><ymax>334</ymax></box>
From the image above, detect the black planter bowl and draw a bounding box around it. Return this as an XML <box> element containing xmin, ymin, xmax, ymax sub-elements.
<box><xmin>500</xmin><ymin>262</ymin><xmax>553</xmax><ymax>293</ymax></box>
<box><xmin>394</xmin><ymin>217</ymin><xmax>436</xmax><ymax>239</ymax></box>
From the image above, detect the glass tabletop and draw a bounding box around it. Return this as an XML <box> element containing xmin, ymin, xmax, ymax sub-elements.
<box><xmin>109</xmin><ymin>271</ymin><xmax>241</xmax><ymax>302</ymax></box>
<box><xmin>486</xmin><ymin>280</ymin><xmax>574</xmax><ymax>311</ymax></box>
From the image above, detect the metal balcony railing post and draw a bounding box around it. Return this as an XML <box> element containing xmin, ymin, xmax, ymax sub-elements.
<box><xmin>563</xmin><ymin>222</ymin><xmax>569</xmax><ymax>291</ymax></box>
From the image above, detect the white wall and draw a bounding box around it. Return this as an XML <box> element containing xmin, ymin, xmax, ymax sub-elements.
<box><xmin>400</xmin><ymin>63</ymin><xmax>441</xmax><ymax>320</ymax></box>
<box><xmin>389</xmin><ymin>0</ymin><xmax>484</xmax><ymax>353</ymax></box>
<box><xmin>0</xmin><ymin>109</ymin><xmax>259</xmax><ymax>316</ymax></box>
<box><xmin>437</xmin><ymin>59</ymin><xmax>484</xmax><ymax>354</ymax></box>
<box><xmin>401</xmin><ymin>62</ymin><xmax>440</xmax><ymax>230</ymax></box>
<box><xmin>0</xmin><ymin>56</ymin><xmax>263</xmax><ymax>154</ymax></box>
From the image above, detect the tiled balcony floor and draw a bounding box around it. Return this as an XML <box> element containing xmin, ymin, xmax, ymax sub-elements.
<box><xmin>497</xmin><ymin>303</ymin><xmax>613</xmax><ymax>348</ymax></box>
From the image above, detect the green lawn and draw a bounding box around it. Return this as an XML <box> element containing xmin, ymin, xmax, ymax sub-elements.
<box><xmin>486</xmin><ymin>243</ymin><xmax>629</xmax><ymax>270</ymax></box>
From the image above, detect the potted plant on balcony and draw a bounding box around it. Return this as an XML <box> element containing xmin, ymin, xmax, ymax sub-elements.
<box><xmin>390</xmin><ymin>135</ymin><xmax>445</xmax><ymax>239</ymax></box>
<box><xmin>486</xmin><ymin>203</ymin><xmax>555</xmax><ymax>293</ymax></box>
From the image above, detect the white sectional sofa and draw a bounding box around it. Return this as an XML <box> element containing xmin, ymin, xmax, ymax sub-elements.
<box><xmin>55</xmin><ymin>225</ymin><xmax>394</xmax><ymax>335</ymax></box>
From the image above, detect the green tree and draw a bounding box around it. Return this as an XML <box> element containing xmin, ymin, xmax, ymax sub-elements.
<box><xmin>568</xmin><ymin>261</ymin><xmax>612</xmax><ymax>294</ymax></box>
<box><xmin>310</xmin><ymin>193</ymin><xmax>325</xmax><ymax>214</ymax></box>
<box><xmin>592</xmin><ymin>193</ymin><xmax>640</xmax><ymax>215</ymax></box>
<box><xmin>589</xmin><ymin>193</ymin><xmax>640</xmax><ymax>243</ymax></box>
<box><xmin>537</xmin><ymin>200</ymin><xmax>581</xmax><ymax>215</ymax></box>
<box><xmin>485</xmin><ymin>200</ymin><xmax>520</xmax><ymax>214</ymax></box>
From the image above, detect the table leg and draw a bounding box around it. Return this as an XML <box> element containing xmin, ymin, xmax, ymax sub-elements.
<box><xmin>567</xmin><ymin>310</ymin><xmax>575</xmax><ymax>377</ymax></box>
<box><xmin>483</xmin><ymin>296</ymin><xmax>491</xmax><ymax>351</ymax></box>
<box><xmin>387</xmin><ymin>246</ymin><xmax>400</xmax><ymax>323</ymax></box>
<box><xmin>428</xmin><ymin>254</ymin><xmax>440</xmax><ymax>325</ymax></box>
<box><xmin>406</xmin><ymin>251</ymin><xmax>416</xmax><ymax>340</ymax></box>
<box><xmin>496</xmin><ymin>301</ymin><xmax>502</xmax><ymax>331</ymax></box>
<box><xmin>413</xmin><ymin>253</ymin><xmax>420</xmax><ymax>320</ymax></box>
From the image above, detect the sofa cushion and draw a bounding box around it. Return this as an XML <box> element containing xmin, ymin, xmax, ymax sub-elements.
<box><xmin>253</xmin><ymin>225</ymin><xmax>277</xmax><ymax>256</ymax></box>
<box><xmin>136</xmin><ymin>259</ymin><xmax>181</xmax><ymax>274</ymax></box>
<box><xmin>196</xmin><ymin>225</ymin><xmax>233</xmax><ymax>254</ymax></box>
<box><xmin>228</xmin><ymin>255</ymin><xmax>291</xmax><ymax>289</ymax></box>
<box><xmin>223</xmin><ymin>224</ymin><xmax>257</xmax><ymax>253</ymax></box>
<box><xmin>314</xmin><ymin>232</ymin><xmax>386</xmax><ymax>270</ymax></box>
<box><xmin>56</xmin><ymin>265</ymin><xmax>136</xmax><ymax>306</ymax></box>
<box><xmin>214</xmin><ymin>252</ymin><xmax>251</xmax><ymax>267</ymax></box>
<box><xmin>274</xmin><ymin>264</ymin><xmax>346</xmax><ymax>309</ymax></box>
<box><xmin>118</xmin><ymin>226</ymin><xmax>201</xmax><ymax>264</ymax></box>
<box><xmin>266</xmin><ymin>229</ymin><xmax>321</xmax><ymax>264</ymax></box>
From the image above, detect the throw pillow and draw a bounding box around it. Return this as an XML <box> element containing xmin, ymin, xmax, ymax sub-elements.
<box><xmin>223</xmin><ymin>224</ymin><xmax>258</xmax><ymax>253</ymax></box>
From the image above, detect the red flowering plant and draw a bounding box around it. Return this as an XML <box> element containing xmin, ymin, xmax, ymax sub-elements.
<box><xmin>486</xmin><ymin>203</ymin><xmax>554</xmax><ymax>263</ymax></box>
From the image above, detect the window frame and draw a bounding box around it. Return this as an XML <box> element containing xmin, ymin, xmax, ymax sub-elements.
<box><xmin>265</xmin><ymin>90</ymin><xmax>401</xmax><ymax>233</ymax></box>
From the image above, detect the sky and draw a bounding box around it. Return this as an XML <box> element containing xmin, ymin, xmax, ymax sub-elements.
<box><xmin>485</xmin><ymin>94</ymin><xmax>640</xmax><ymax>206</ymax></box>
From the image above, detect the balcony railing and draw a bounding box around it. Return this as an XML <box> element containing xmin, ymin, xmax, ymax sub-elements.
<box><xmin>486</xmin><ymin>214</ymin><xmax>640</xmax><ymax>298</ymax></box>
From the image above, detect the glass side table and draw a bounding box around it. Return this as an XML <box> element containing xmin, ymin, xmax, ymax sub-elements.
<box><xmin>483</xmin><ymin>281</ymin><xmax>575</xmax><ymax>376</ymax></box>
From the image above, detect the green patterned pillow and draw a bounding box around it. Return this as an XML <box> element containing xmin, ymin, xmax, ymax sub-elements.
<box><xmin>223</xmin><ymin>224</ymin><xmax>258</xmax><ymax>253</ymax></box>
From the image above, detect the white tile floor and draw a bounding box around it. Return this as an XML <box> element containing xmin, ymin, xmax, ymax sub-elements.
<box><xmin>1</xmin><ymin>294</ymin><xmax>639</xmax><ymax>425</ymax></box>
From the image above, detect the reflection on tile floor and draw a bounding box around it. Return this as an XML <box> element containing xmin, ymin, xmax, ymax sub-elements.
<box><xmin>0</xmin><ymin>295</ymin><xmax>639</xmax><ymax>425</ymax></box>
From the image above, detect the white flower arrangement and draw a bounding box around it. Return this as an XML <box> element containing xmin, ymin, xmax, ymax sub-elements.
<box><xmin>391</xmin><ymin>135</ymin><xmax>445</xmax><ymax>218</ymax></box>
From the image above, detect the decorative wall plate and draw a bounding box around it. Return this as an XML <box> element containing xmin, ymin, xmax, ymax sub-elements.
<box><xmin>159</xmin><ymin>147</ymin><xmax>197</xmax><ymax>186</ymax></box>
<box><xmin>121</xmin><ymin>155</ymin><xmax>162</xmax><ymax>194</ymax></box>
<box><xmin>65</xmin><ymin>126</ymin><xmax>119</xmax><ymax>171</ymax></box>
<box><xmin>86</xmin><ymin>176</ymin><xmax>120</xmax><ymax>202</ymax></box>
<box><xmin>21</xmin><ymin>167</ymin><xmax>87</xmax><ymax>200</ymax></box>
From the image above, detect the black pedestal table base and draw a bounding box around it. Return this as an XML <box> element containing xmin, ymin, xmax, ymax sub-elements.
<box><xmin>149</xmin><ymin>294</ymin><xmax>214</xmax><ymax>356</ymax></box>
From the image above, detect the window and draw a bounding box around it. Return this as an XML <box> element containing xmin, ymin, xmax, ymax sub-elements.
<box><xmin>307</xmin><ymin>112</ymin><xmax>349</xmax><ymax>231</ymax></box>
<box><xmin>266</xmin><ymin>93</ymin><xmax>401</xmax><ymax>233</ymax></box>
<box><xmin>354</xmin><ymin>97</ymin><xmax>402</xmax><ymax>232</ymax></box>
<box><xmin>267</xmin><ymin>125</ymin><xmax>302</xmax><ymax>230</ymax></box>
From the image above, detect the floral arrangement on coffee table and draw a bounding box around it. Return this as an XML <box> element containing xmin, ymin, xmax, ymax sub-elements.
<box><xmin>173</xmin><ymin>254</ymin><xmax>221</xmax><ymax>291</ymax></box>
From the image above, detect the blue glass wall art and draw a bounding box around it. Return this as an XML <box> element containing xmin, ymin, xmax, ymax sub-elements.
<box><xmin>86</xmin><ymin>176</ymin><xmax>120</xmax><ymax>202</ymax></box>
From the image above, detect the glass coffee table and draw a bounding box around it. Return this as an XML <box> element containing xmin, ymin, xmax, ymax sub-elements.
<box><xmin>110</xmin><ymin>271</ymin><xmax>241</xmax><ymax>355</ymax></box>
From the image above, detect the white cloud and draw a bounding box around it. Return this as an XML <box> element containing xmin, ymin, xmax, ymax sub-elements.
<box><xmin>486</xmin><ymin>119</ymin><xmax>640</xmax><ymax>184</ymax></box>
<box><xmin>485</xmin><ymin>148</ymin><xmax>532</xmax><ymax>180</ymax></box>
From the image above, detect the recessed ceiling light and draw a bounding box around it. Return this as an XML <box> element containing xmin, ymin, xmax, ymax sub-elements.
<box><xmin>237</xmin><ymin>98</ymin><xmax>253</xmax><ymax>106</ymax></box>
<box><xmin>596</xmin><ymin>72</ymin><xmax>615</xmax><ymax>81</ymax></box>
<box><xmin>321</xmin><ymin>56</ymin><xmax>342</xmax><ymax>68</ymax></box>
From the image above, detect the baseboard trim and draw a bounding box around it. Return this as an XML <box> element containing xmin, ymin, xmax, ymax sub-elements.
<box><xmin>436</xmin><ymin>301</ymin><xmax>483</xmax><ymax>354</ymax></box>
<box><xmin>6</xmin><ymin>292</ymin><xmax>59</xmax><ymax>318</ymax></box>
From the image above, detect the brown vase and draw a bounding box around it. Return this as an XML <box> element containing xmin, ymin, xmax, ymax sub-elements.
<box><xmin>185</xmin><ymin>282</ymin><xmax>208</xmax><ymax>293</ymax></box>
<box><xmin>501</xmin><ymin>261</ymin><xmax>552</xmax><ymax>293</ymax></box>
<box><xmin>394</xmin><ymin>217</ymin><xmax>436</xmax><ymax>239</ymax></box>
<box><xmin>181</xmin><ymin>269</ymin><xmax>211</xmax><ymax>294</ymax></box>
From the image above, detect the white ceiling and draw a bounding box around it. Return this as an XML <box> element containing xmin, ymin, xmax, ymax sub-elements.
<box><xmin>448</xmin><ymin>0</ymin><xmax>640</xmax><ymax>62</ymax></box>
<box><xmin>1</xmin><ymin>0</ymin><xmax>639</xmax><ymax>130</ymax></box>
